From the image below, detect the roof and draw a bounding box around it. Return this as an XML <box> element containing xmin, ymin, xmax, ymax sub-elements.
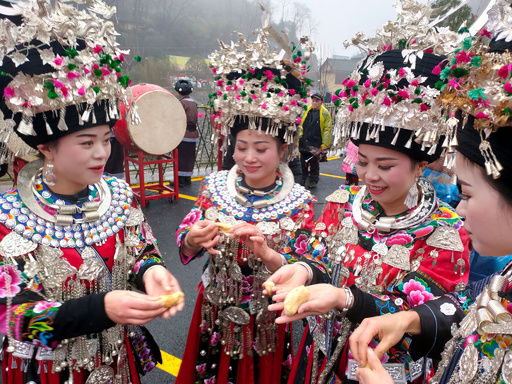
<box><xmin>322</xmin><ymin>57</ymin><xmax>362</xmax><ymax>72</ymax></box>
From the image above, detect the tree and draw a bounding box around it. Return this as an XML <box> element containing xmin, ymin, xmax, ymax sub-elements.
<box><xmin>185</xmin><ymin>55</ymin><xmax>210</xmax><ymax>79</ymax></box>
<box><xmin>431</xmin><ymin>0</ymin><xmax>474</xmax><ymax>32</ymax></box>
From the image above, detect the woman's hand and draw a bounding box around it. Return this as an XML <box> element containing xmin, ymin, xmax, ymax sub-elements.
<box><xmin>268</xmin><ymin>284</ymin><xmax>346</xmax><ymax>323</ymax></box>
<box><xmin>185</xmin><ymin>220</ymin><xmax>220</xmax><ymax>255</ymax></box>
<box><xmin>263</xmin><ymin>263</ymin><xmax>310</xmax><ymax>296</ymax></box>
<box><xmin>354</xmin><ymin>348</ymin><xmax>394</xmax><ymax>384</ymax></box>
<box><xmin>231</xmin><ymin>223</ymin><xmax>282</xmax><ymax>271</ymax></box>
<box><xmin>104</xmin><ymin>290</ymin><xmax>166</xmax><ymax>325</ymax></box>
<box><xmin>144</xmin><ymin>266</ymin><xmax>185</xmax><ymax>318</ymax></box>
<box><xmin>349</xmin><ymin>311</ymin><xmax>421</xmax><ymax>367</ymax></box>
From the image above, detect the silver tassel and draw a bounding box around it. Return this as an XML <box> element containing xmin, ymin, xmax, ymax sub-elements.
<box><xmin>17</xmin><ymin>115</ymin><xmax>36</xmax><ymax>136</ymax></box>
<box><xmin>57</xmin><ymin>107</ymin><xmax>68</xmax><ymax>131</ymax></box>
<box><xmin>391</xmin><ymin>128</ymin><xmax>400</xmax><ymax>145</ymax></box>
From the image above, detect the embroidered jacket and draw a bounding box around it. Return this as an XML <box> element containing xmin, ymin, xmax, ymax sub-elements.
<box><xmin>0</xmin><ymin>176</ymin><xmax>164</xmax><ymax>383</ymax></box>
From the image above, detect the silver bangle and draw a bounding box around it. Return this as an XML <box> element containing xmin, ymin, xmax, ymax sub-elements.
<box><xmin>281</xmin><ymin>254</ymin><xmax>288</xmax><ymax>266</ymax></box>
<box><xmin>295</xmin><ymin>261</ymin><xmax>313</xmax><ymax>285</ymax></box>
<box><xmin>342</xmin><ymin>286</ymin><xmax>353</xmax><ymax>313</ymax></box>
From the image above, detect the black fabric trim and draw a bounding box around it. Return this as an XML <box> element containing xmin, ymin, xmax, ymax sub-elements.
<box><xmin>346</xmin><ymin>285</ymin><xmax>378</xmax><ymax>324</ymax></box>
<box><xmin>52</xmin><ymin>292</ymin><xmax>116</xmax><ymax>341</ymax></box>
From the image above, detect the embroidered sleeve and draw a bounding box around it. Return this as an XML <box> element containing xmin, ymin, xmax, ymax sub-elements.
<box><xmin>176</xmin><ymin>183</ymin><xmax>211</xmax><ymax>265</ymax></box>
<box><xmin>0</xmin><ymin>259</ymin><xmax>114</xmax><ymax>349</ymax></box>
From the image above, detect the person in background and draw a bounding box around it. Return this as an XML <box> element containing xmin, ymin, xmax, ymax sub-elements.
<box><xmin>341</xmin><ymin>140</ymin><xmax>359</xmax><ymax>185</ymax></box>
<box><xmin>175</xmin><ymin>79</ymin><xmax>198</xmax><ymax>187</ymax></box>
<box><xmin>299</xmin><ymin>92</ymin><xmax>332</xmax><ymax>189</ymax></box>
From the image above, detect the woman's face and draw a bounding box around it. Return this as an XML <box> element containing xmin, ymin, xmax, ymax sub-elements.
<box><xmin>38</xmin><ymin>125</ymin><xmax>111</xmax><ymax>194</ymax></box>
<box><xmin>356</xmin><ymin>144</ymin><xmax>426</xmax><ymax>215</ymax></box>
<box><xmin>455</xmin><ymin>154</ymin><xmax>512</xmax><ymax>256</ymax></box>
<box><xmin>233</xmin><ymin>129</ymin><xmax>287</xmax><ymax>189</ymax></box>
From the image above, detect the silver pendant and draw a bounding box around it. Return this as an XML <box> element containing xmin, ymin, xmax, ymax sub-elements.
<box><xmin>426</xmin><ymin>226</ymin><xmax>464</xmax><ymax>252</ymax></box>
<box><xmin>382</xmin><ymin>244</ymin><xmax>411</xmax><ymax>270</ymax></box>
<box><xmin>205</xmin><ymin>206</ymin><xmax>219</xmax><ymax>221</ymax></box>
<box><xmin>371</xmin><ymin>242</ymin><xmax>389</xmax><ymax>257</ymax></box>
<box><xmin>124</xmin><ymin>207</ymin><xmax>144</xmax><ymax>227</ymax></box>
<box><xmin>0</xmin><ymin>232</ymin><xmax>37</xmax><ymax>258</ymax></box>
<box><xmin>502</xmin><ymin>350</ymin><xmax>512</xmax><ymax>384</ymax></box>
<box><xmin>221</xmin><ymin>307</ymin><xmax>250</xmax><ymax>325</ymax></box>
<box><xmin>325</xmin><ymin>188</ymin><xmax>350</xmax><ymax>204</ymax></box>
<box><xmin>85</xmin><ymin>365</ymin><xmax>114</xmax><ymax>384</ymax></box>
<box><xmin>457</xmin><ymin>342</ymin><xmax>478</xmax><ymax>382</ymax></box>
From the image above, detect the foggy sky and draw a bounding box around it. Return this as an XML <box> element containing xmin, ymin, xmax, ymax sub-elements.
<box><xmin>308</xmin><ymin>0</ymin><xmax>491</xmax><ymax>59</ymax></box>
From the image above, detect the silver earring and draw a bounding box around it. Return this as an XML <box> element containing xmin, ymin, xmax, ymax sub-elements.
<box><xmin>404</xmin><ymin>179</ymin><xmax>418</xmax><ymax>209</ymax></box>
<box><xmin>43</xmin><ymin>161</ymin><xmax>57</xmax><ymax>186</ymax></box>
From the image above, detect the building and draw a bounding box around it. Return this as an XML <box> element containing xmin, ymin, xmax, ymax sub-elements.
<box><xmin>320</xmin><ymin>54</ymin><xmax>363</xmax><ymax>93</ymax></box>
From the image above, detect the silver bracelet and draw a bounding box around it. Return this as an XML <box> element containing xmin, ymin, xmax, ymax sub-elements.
<box><xmin>295</xmin><ymin>261</ymin><xmax>313</xmax><ymax>286</ymax></box>
<box><xmin>280</xmin><ymin>254</ymin><xmax>288</xmax><ymax>266</ymax></box>
<box><xmin>342</xmin><ymin>286</ymin><xmax>354</xmax><ymax>313</ymax></box>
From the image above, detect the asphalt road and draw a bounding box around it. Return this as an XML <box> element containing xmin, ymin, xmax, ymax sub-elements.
<box><xmin>137</xmin><ymin>157</ymin><xmax>348</xmax><ymax>383</ymax></box>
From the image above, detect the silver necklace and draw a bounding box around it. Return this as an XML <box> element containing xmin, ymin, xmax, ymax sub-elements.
<box><xmin>352</xmin><ymin>177</ymin><xmax>437</xmax><ymax>233</ymax></box>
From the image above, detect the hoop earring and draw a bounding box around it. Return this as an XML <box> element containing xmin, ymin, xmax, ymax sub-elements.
<box><xmin>404</xmin><ymin>178</ymin><xmax>418</xmax><ymax>209</ymax></box>
<box><xmin>43</xmin><ymin>161</ymin><xmax>57</xmax><ymax>186</ymax></box>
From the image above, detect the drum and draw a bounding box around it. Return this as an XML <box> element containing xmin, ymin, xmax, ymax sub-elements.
<box><xmin>114</xmin><ymin>83</ymin><xmax>186</xmax><ymax>155</ymax></box>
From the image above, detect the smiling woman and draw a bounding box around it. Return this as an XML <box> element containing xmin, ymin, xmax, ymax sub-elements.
<box><xmin>0</xmin><ymin>2</ymin><xmax>183</xmax><ymax>383</ymax></box>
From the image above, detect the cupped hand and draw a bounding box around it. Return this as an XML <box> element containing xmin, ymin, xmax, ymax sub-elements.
<box><xmin>269</xmin><ymin>284</ymin><xmax>346</xmax><ymax>324</ymax></box>
<box><xmin>349</xmin><ymin>311</ymin><xmax>420</xmax><ymax>367</ymax></box>
<box><xmin>263</xmin><ymin>264</ymin><xmax>310</xmax><ymax>297</ymax></box>
<box><xmin>104</xmin><ymin>290</ymin><xmax>166</xmax><ymax>325</ymax></box>
<box><xmin>144</xmin><ymin>266</ymin><xmax>185</xmax><ymax>318</ymax></box>
<box><xmin>186</xmin><ymin>220</ymin><xmax>220</xmax><ymax>255</ymax></box>
<box><xmin>354</xmin><ymin>348</ymin><xmax>394</xmax><ymax>384</ymax></box>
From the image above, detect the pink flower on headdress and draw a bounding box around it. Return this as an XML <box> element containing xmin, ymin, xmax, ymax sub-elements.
<box><xmin>504</xmin><ymin>82</ymin><xmax>512</xmax><ymax>94</ymax></box>
<box><xmin>290</xmin><ymin>100</ymin><xmax>298</xmax><ymax>106</ymax></box>
<box><xmin>455</xmin><ymin>50</ymin><xmax>472</xmax><ymax>64</ymax></box>
<box><xmin>397</xmin><ymin>89</ymin><xmax>410</xmax><ymax>99</ymax></box>
<box><xmin>420</xmin><ymin>103</ymin><xmax>430</xmax><ymax>112</ymax></box>
<box><xmin>78</xmin><ymin>86</ymin><xmax>86</xmax><ymax>96</ymax></box>
<box><xmin>212</xmin><ymin>68</ymin><xmax>217</xmax><ymax>74</ymax></box>
<box><xmin>92</xmin><ymin>45</ymin><xmax>103</xmax><ymax>54</ymax></box>
<box><xmin>348</xmin><ymin>105</ymin><xmax>354</xmax><ymax>112</ymax></box>
<box><xmin>235</xmin><ymin>94</ymin><xmax>241</xmax><ymax>100</ymax></box>
<box><xmin>303</xmin><ymin>98</ymin><xmax>308</xmax><ymax>103</ymax></box>
<box><xmin>263</xmin><ymin>70</ymin><xmax>275</xmax><ymax>81</ymax></box>
<box><xmin>101</xmin><ymin>68</ymin><xmax>110</xmax><ymax>77</ymax></box>
<box><xmin>67</xmin><ymin>72</ymin><xmax>80</xmax><ymax>80</ymax></box>
<box><xmin>248</xmin><ymin>69</ymin><xmax>255</xmax><ymax>75</ymax></box>
<box><xmin>350</xmin><ymin>89</ymin><xmax>358</xmax><ymax>97</ymax></box>
<box><xmin>295</xmin><ymin>117</ymin><xmax>303</xmax><ymax>124</ymax></box>
<box><xmin>448</xmin><ymin>78</ymin><xmax>460</xmax><ymax>89</ymax></box>
<box><xmin>53</xmin><ymin>56</ymin><xmax>63</xmax><ymax>66</ymax></box>
<box><xmin>340</xmin><ymin>91</ymin><xmax>348</xmax><ymax>98</ymax></box>
<box><xmin>251</xmin><ymin>94</ymin><xmax>258</xmax><ymax>100</ymax></box>
<box><xmin>332</xmin><ymin>94</ymin><xmax>339</xmax><ymax>101</ymax></box>
<box><xmin>382</xmin><ymin>97</ymin><xmax>391</xmax><ymax>106</ymax></box>
<box><xmin>432</xmin><ymin>64</ymin><xmax>442</xmax><ymax>75</ymax></box>
<box><xmin>233</xmin><ymin>85</ymin><xmax>238</xmax><ymax>91</ymax></box>
<box><xmin>22</xmin><ymin>101</ymin><xmax>32</xmax><ymax>108</ymax></box>
<box><xmin>398</xmin><ymin>68</ymin><xmax>407</xmax><ymax>77</ymax></box>
<box><xmin>364</xmin><ymin>79</ymin><xmax>371</xmax><ymax>88</ymax></box>
<box><xmin>3</xmin><ymin>87</ymin><xmax>15</xmax><ymax>99</ymax></box>
<box><xmin>239</xmin><ymin>79</ymin><xmax>244</xmax><ymax>85</ymax></box>
<box><xmin>217</xmin><ymin>91</ymin><xmax>222</xmax><ymax>96</ymax></box>
<box><xmin>216</xmin><ymin>79</ymin><xmax>224</xmax><ymax>87</ymax></box>
<box><xmin>410</xmin><ymin>79</ymin><xmax>419</xmax><ymax>87</ymax></box>
<box><xmin>262</xmin><ymin>85</ymin><xmax>268</xmax><ymax>91</ymax></box>
<box><xmin>261</xmin><ymin>103</ymin><xmax>267</xmax><ymax>109</ymax></box>
<box><xmin>279</xmin><ymin>91</ymin><xmax>285</xmax><ymax>97</ymax></box>
<box><xmin>381</xmin><ymin>44</ymin><xmax>392</xmax><ymax>51</ymax></box>
<box><xmin>289</xmin><ymin>89</ymin><xmax>296</xmax><ymax>95</ymax></box>
<box><xmin>474</xmin><ymin>112</ymin><xmax>489</xmax><ymax>118</ymax></box>
<box><xmin>225</xmin><ymin>86</ymin><xmax>231</xmax><ymax>91</ymax></box>
<box><xmin>498</xmin><ymin>65</ymin><xmax>510</xmax><ymax>79</ymax></box>
<box><xmin>282</xmin><ymin>106</ymin><xmax>289</xmax><ymax>111</ymax></box>
<box><xmin>478</xmin><ymin>28</ymin><xmax>492</xmax><ymax>39</ymax></box>
<box><xmin>371</xmin><ymin>87</ymin><xmax>379</xmax><ymax>97</ymax></box>
<box><xmin>343</xmin><ymin>79</ymin><xmax>357</xmax><ymax>88</ymax></box>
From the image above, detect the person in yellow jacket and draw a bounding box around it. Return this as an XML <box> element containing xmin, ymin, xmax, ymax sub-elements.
<box><xmin>298</xmin><ymin>93</ymin><xmax>332</xmax><ymax>189</ymax></box>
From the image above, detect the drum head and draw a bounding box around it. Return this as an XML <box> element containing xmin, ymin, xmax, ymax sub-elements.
<box><xmin>116</xmin><ymin>84</ymin><xmax>187</xmax><ymax>155</ymax></box>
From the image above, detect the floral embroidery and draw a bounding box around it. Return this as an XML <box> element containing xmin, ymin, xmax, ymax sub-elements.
<box><xmin>12</xmin><ymin>302</ymin><xmax>61</xmax><ymax>348</ymax></box>
<box><xmin>400</xmin><ymin>278</ymin><xmax>434</xmax><ymax>307</ymax></box>
<box><xmin>0</xmin><ymin>264</ymin><xmax>23</xmax><ymax>297</ymax></box>
<box><xmin>176</xmin><ymin>208</ymin><xmax>203</xmax><ymax>243</ymax></box>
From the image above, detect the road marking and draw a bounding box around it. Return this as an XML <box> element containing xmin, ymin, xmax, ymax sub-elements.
<box><xmin>157</xmin><ymin>350</ymin><xmax>182</xmax><ymax>377</ymax></box>
<box><xmin>320</xmin><ymin>173</ymin><xmax>346</xmax><ymax>179</ymax></box>
<box><xmin>191</xmin><ymin>176</ymin><xmax>205</xmax><ymax>181</ymax></box>
<box><xmin>179</xmin><ymin>194</ymin><xmax>198</xmax><ymax>201</ymax></box>
<box><xmin>327</xmin><ymin>156</ymin><xmax>340</xmax><ymax>161</ymax></box>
